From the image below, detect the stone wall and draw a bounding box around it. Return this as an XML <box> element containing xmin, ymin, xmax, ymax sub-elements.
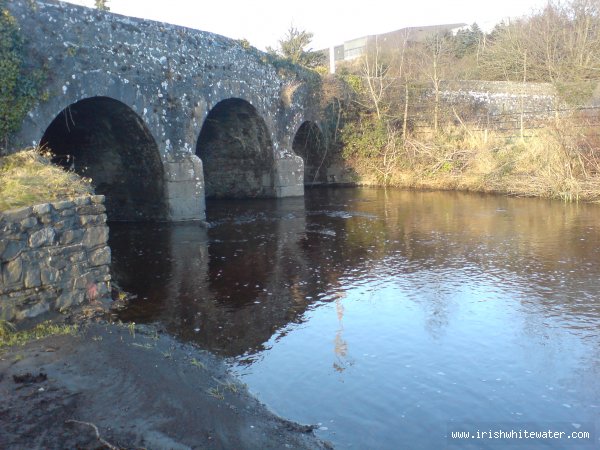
<box><xmin>0</xmin><ymin>195</ymin><xmax>111</xmax><ymax>321</ymax></box>
<box><xmin>5</xmin><ymin>0</ymin><xmax>319</xmax><ymax>220</ymax></box>
<box><xmin>439</xmin><ymin>80</ymin><xmax>559</xmax><ymax>117</ymax></box>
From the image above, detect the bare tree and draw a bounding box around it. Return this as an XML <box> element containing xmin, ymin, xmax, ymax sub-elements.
<box><xmin>420</xmin><ymin>33</ymin><xmax>453</xmax><ymax>132</ymax></box>
<box><xmin>480</xmin><ymin>0</ymin><xmax>600</xmax><ymax>86</ymax></box>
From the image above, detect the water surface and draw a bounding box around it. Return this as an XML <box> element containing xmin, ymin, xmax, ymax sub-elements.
<box><xmin>111</xmin><ymin>188</ymin><xmax>600</xmax><ymax>449</ymax></box>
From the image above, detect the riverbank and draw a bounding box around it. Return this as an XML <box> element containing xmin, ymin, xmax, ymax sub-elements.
<box><xmin>0</xmin><ymin>320</ymin><xmax>329</xmax><ymax>449</ymax></box>
<box><xmin>340</xmin><ymin>116</ymin><xmax>600</xmax><ymax>203</ymax></box>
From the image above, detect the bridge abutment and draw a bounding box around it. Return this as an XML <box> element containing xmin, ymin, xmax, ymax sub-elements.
<box><xmin>274</xmin><ymin>156</ymin><xmax>305</xmax><ymax>197</ymax></box>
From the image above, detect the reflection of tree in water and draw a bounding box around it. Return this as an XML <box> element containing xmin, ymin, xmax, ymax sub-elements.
<box><xmin>333</xmin><ymin>291</ymin><xmax>352</xmax><ymax>373</ymax></box>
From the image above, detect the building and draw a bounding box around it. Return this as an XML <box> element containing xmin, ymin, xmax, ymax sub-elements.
<box><xmin>324</xmin><ymin>23</ymin><xmax>468</xmax><ymax>72</ymax></box>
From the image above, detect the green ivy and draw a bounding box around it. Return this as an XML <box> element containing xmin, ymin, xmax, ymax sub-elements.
<box><xmin>340</xmin><ymin>116</ymin><xmax>388</xmax><ymax>159</ymax></box>
<box><xmin>0</xmin><ymin>1</ymin><xmax>45</xmax><ymax>150</ymax></box>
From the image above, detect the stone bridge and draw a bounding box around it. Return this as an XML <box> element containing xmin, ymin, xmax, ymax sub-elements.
<box><xmin>7</xmin><ymin>0</ymin><xmax>328</xmax><ymax>221</ymax></box>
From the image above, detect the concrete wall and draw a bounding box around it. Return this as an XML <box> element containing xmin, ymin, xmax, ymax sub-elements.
<box><xmin>0</xmin><ymin>196</ymin><xmax>111</xmax><ymax>321</ymax></box>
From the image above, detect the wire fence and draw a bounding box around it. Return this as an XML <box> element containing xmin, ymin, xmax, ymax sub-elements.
<box><xmin>409</xmin><ymin>103</ymin><xmax>600</xmax><ymax>138</ymax></box>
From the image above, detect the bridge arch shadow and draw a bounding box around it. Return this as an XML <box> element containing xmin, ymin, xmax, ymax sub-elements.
<box><xmin>40</xmin><ymin>96</ymin><xmax>167</xmax><ymax>221</ymax></box>
<box><xmin>196</xmin><ymin>98</ymin><xmax>275</xmax><ymax>199</ymax></box>
<box><xmin>292</xmin><ymin>121</ymin><xmax>327</xmax><ymax>185</ymax></box>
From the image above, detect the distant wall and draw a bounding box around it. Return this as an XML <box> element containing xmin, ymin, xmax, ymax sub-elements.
<box><xmin>440</xmin><ymin>80</ymin><xmax>558</xmax><ymax>117</ymax></box>
<box><xmin>0</xmin><ymin>195</ymin><xmax>111</xmax><ymax>321</ymax></box>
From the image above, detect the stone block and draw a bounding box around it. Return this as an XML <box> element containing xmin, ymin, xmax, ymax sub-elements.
<box><xmin>79</xmin><ymin>214</ymin><xmax>107</xmax><ymax>226</ymax></box>
<box><xmin>3</xmin><ymin>257</ymin><xmax>23</xmax><ymax>286</ymax></box>
<box><xmin>60</xmin><ymin>208</ymin><xmax>76</xmax><ymax>217</ymax></box>
<box><xmin>0</xmin><ymin>220</ymin><xmax>20</xmax><ymax>235</ymax></box>
<box><xmin>274</xmin><ymin>156</ymin><xmax>304</xmax><ymax>192</ymax></box>
<box><xmin>166</xmin><ymin>180</ymin><xmax>205</xmax><ymax>221</ymax></box>
<box><xmin>15</xmin><ymin>301</ymin><xmax>50</xmax><ymax>321</ymax></box>
<box><xmin>59</xmin><ymin>229</ymin><xmax>84</xmax><ymax>245</ymax></box>
<box><xmin>73</xmin><ymin>272</ymin><xmax>94</xmax><ymax>290</ymax></box>
<box><xmin>54</xmin><ymin>292</ymin><xmax>74</xmax><ymax>311</ymax></box>
<box><xmin>54</xmin><ymin>216</ymin><xmax>77</xmax><ymax>231</ymax></box>
<box><xmin>20</xmin><ymin>216</ymin><xmax>38</xmax><ymax>229</ymax></box>
<box><xmin>48</xmin><ymin>244</ymin><xmax>81</xmax><ymax>257</ymax></box>
<box><xmin>40</xmin><ymin>214</ymin><xmax>54</xmax><ymax>225</ymax></box>
<box><xmin>69</xmin><ymin>251</ymin><xmax>87</xmax><ymax>264</ymax></box>
<box><xmin>24</xmin><ymin>266</ymin><xmax>41</xmax><ymax>288</ymax></box>
<box><xmin>52</xmin><ymin>199</ymin><xmax>74</xmax><ymax>211</ymax></box>
<box><xmin>89</xmin><ymin>246</ymin><xmax>111</xmax><ymax>267</ymax></box>
<box><xmin>32</xmin><ymin>203</ymin><xmax>52</xmax><ymax>216</ymax></box>
<box><xmin>40</xmin><ymin>267</ymin><xmax>60</xmax><ymax>285</ymax></box>
<box><xmin>29</xmin><ymin>227</ymin><xmax>56</xmax><ymax>248</ymax></box>
<box><xmin>97</xmin><ymin>281</ymin><xmax>110</xmax><ymax>296</ymax></box>
<box><xmin>82</xmin><ymin>226</ymin><xmax>109</xmax><ymax>248</ymax></box>
<box><xmin>164</xmin><ymin>155</ymin><xmax>204</xmax><ymax>182</ymax></box>
<box><xmin>0</xmin><ymin>299</ymin><xmax>16</xmax><ymax>321</ymax></box>
<box><xmin>1</xmin><ymin>206</ymin><xmax>33</xmax><ymax>222</ymax></box>
<box><xmin>90</xmin><ymin>195</ymin><xmax>105</xmax><ymax>204</ymax></box>
<box><xmin>276</xmin><ymin>185</ymin><xmax>304</xmax><ymax>197</ymax></box>
<box><xmin>64</xmin><ymin>263</ymin><xmax>85</xmax><ymax>280</ymax></box>
<box><xmin>76</xmin><ymin>204</ymin><xmax>106</xmax><ymax>215</ymax></box>
<box><xmin>0</xmin><ymin>239</ymin><xmax>25</xmax><ymax>261</ymax></box>
<box><xmin>73</xmin><ymin>196</ymin><xmax>91</xmax><ymax>207</ymax></box>
<box><xmin>48</xmin><ymin>257</ymin><xmax>68</xmax><ymax>270</ymax></box>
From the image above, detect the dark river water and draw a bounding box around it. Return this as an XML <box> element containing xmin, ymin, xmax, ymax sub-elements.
<box><xmin>110</xmin><ymin>188</ymin><xmax>600</xmax><ymax>449</ymax></box>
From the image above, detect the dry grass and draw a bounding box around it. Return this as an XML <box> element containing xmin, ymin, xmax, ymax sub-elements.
<box><xmin>347</xmin><ymin>115</ymin><xmax>600</xmax><ymax>203</ymax></box>
<box><xmin>281</xmin><ymin>81</ymin><xmax>302</xmax><ymax>108</ymax></box>
<box><xmin>0</xmin><ymin>148</ymin><xmax>92</xmax><ymax>211</ymax></box>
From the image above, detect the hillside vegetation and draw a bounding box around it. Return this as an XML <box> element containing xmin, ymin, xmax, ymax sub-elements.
<box><xmin>310</xmin><ymin>0</ymin><xmax>600</xmax><ymax>201</ymax></box>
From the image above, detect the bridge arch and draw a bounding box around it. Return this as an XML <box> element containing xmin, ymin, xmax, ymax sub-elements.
<box><xmin>40</xmin><ymin>96</ymin><xmax>167</xmax><ymax>221</ymax></box>
<box><xmin>292</xmin><ymin>121</ymin><xmax>328</xmax><ymax>185</ymax></box>
<box><xmin>196</xmin><ymin>98</ymin><xmax>275</xmax><ymax>199</ymax></box>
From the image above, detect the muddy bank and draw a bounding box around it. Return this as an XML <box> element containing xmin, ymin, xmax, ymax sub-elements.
<box><xmin>0</xmin><ymin>322</ymin><xmax>329</xmax><ymax>449</ymax></box>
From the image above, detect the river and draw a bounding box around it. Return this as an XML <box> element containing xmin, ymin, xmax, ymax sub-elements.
<box><xmin>110</xmin><ymin>187</ymin><xmax>600</xmax><ymax>449</ymax></box>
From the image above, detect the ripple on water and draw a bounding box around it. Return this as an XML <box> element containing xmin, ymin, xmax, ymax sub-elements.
<box><xmin>112</xmin><ymin>189</ymin><xmax>600</xmax><ymax>450</ymax></box>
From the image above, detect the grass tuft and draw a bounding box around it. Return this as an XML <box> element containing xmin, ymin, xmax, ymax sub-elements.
<box><xmin>0</xmin><ymin>147</ymin><xmax>93</xmax><ymax>211</ymax></box>
<box><xmin>0</xmin><ymin>320</ymin><xmax>78</xmax><ymax>350</ymax></box>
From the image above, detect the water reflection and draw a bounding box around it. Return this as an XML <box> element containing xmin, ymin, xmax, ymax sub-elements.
<box><xmin>111</xmin><ymin>187</ymin><xmax>600</xmax><ymax>364</ymax></box>
<box><xmin>111</xmin><ymin>188</ymin><xmax>600</xmax><ymax>449</ymax></box>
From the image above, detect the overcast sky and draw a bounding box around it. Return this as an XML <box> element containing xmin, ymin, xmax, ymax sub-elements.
<box><xmin>64</xmin><ymin>0</ymin><xmax>549</xmax><ymax>50</ymax></box>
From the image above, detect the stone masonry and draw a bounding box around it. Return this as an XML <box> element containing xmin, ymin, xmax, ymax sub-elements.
<box><xmin>5</xmin><ymin>0</ymin><xmax>325</xmax><ymax>221</ymax></box>
<box><xmin>0</xmin><ymin>195</ymin><xmax>111</xmax><ymax>321</ymax></box>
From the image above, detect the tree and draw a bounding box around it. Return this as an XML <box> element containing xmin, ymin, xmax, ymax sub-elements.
<box><xmin>421</xmin><ymin>33</ymin><xmax>454</xmax><ymax>132</ymax></box>
<box><xmin>453</xmin><ymin>23</ymin><xmax>483</xmax><ymax>58</ymax></box>
<box><xmin>479</xmin><ymin>0</ymin><xmax>600</xmax><ymax>87</ymax></box>
<box><xmin>94</xmin><ymin>0</ymin><xmax>110</xmax><ymax>11</ymax></box>
<box><xmin>269</xmin><ymin>26</ymin><xmax>324</xmax><ymax>68</ymax></box>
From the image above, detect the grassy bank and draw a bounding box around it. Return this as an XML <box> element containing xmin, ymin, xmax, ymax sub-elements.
<box><xmin>0</xmin><ymin>320</ymin><xmax>78</xmax><ymax>351</ymax></box>
<box><xmin>0</xmin><ymin>148</ymin><xmax>92</xmax><ymax>211</ymax></box>
<box><xmin>342</xmin><ymin>114</ymin><xmax>600</xmax><ymax>203</ymax></box>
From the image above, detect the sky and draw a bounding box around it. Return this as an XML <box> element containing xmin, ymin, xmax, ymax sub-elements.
<box><xmin>64</xmin><ymin>0</ymin><xmax>550</xmax><ymax>51</ymax></box>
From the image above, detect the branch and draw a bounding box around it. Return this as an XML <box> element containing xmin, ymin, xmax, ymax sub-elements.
<box><xmin>65</xmin><ymin>420</ymin><xmax>120</xmax><ymax>450</ymax></box>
